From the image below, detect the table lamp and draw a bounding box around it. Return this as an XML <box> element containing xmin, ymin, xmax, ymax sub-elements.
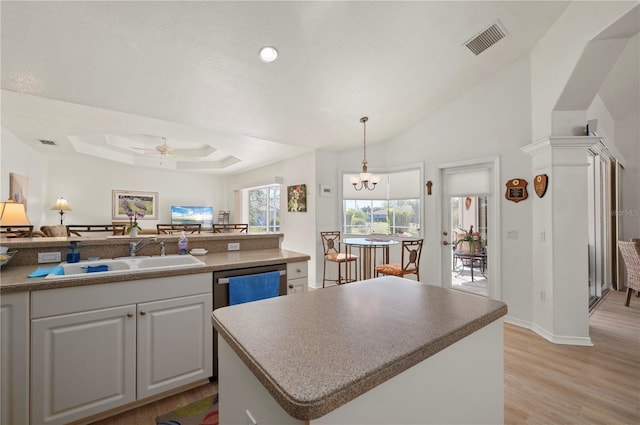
<box><xmin>50</xmin><ymin>197</ymin><xmax>72</xmax><ymax>225</ymax></box>
<box><xmin>0</xmin><ymin>198</ymin><xmax>31</xmax><ymax>226</ymax></box>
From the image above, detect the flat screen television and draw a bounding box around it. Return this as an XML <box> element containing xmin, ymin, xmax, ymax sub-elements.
<box><xmin>171</xmin><ymin>206</ymin><xmax>214</xmax><ymax>227</ymax></box>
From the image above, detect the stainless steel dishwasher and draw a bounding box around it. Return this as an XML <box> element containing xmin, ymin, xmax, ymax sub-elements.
<box><xmin>212</xmin><ymin>263</ymin><xmax>287</xmax><ymax>378</ymax></box>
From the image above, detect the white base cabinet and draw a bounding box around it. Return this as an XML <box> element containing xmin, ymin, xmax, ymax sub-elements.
<box><xmin>286</xmin><ymin>262</ymin><xmax>308</xmax><ymax>295</ymax></box>
<box><xmin>1</xmin><ymin>292</ymin><xmax>30</xmax><ymax>425</ymax></box>
<box><xmin>30</xmin><ymin>273</ymin><xmax>212</xmax><ymax>425</ymax></box>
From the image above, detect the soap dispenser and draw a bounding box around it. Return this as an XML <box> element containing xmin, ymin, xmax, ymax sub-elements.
<box><xmin>66</xmin><ymin>241</ymin><xmax>80</xmax><ymax>263</ymax></box>
<box><xmin>178</xmin><ymin>231</ymin><xmax>188</xmax><ymax>255</ymax></box>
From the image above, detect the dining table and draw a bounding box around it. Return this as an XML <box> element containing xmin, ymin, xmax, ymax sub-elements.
<box><xmin>342</xmin><ymin>237</ymin><xmax>399</xmax><ymax>280</ymax></box>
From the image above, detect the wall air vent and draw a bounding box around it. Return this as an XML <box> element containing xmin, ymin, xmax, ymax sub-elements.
<box><xmin>38</xmin><ymin>139</ymin><xmax>58</xmax><ymax>146</ymax></box>
<box><xmin>464</xmin><ymin>21</ymin><xmax>507</xmax><ymax>56</ymax></box>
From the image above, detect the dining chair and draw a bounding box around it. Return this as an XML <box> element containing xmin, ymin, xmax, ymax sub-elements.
<box><xmin>320</xmin><ymin>231</ymin><xmax>358</xmax><ymax>287</ymax></box>
<box><xmin>618</xmin><ymin>240</ymin><xmax>640</xmax><ymax>307</ymax></box>
<box><xmin>157</xmin><ymin>223</ymin><xmax>202</xmax><ymax>234</ymax></box>
<box><xmin>0</xmin><ymin>225</ymin><xmax>34</xmax><ymax>238</ymax></box>
<box><xmin>375</xmin><ymin>239</ymin><xmax>423</xmax><ymax>281</ymax></box>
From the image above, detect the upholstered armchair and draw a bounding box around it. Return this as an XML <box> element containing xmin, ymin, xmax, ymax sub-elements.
<box><xmin>40</xmin><ymin>225</ymin><xmax>69</xmax><ymax>237</ymax></box>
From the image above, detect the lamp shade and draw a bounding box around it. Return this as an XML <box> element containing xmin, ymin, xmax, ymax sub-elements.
<box><xmin>0</xmin><ymin>199</ymin><xmax>31</xmax><ymax>226</ymax></box>
<box><xmin>50</xmin><ymin>197</ymin><xmax>72</xmax><ymax>212</ymax></box>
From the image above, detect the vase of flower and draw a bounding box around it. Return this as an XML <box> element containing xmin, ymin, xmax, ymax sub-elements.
<box><xmin>126</xmin><ymin>211</ymin><xmax>144</xmax><ymax>236</ymax></box>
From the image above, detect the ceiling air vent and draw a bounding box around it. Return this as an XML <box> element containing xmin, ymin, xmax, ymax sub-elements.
<box><xmin>464</xmin><ymin>21</ymin><xmax>507</xmax><ymax>56</ymax></box>
<box><xmin>38</xmin><ymin>139</ymin><xmax>58</xmax><ymax>146</ymax></box>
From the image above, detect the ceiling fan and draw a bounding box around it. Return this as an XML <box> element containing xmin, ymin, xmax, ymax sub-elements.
<box><xmin>125</xmin><ymin>134</ymin><xmax>216</xmax><ymax>159</ymax></box>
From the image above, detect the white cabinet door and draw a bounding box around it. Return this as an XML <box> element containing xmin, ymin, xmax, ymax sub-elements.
<box><xmin>287</xmin><ymin>261</ymin><xmax>308</xmax><ymax>294</ymax></box>
<box><xmin>31</xmin><ymin>305</ymin><xmax>136</xmax><ymax>425</ymax></box>
<box><xmin>287</xmin><ymin>278</ymin><xmax>308</xmax><ymax>295</ymax></box>
<box><xmin>1</xmin><ymin>292</ymin><xmax>29</xmax><ymax>425</ymax></box>
<box><xmin>137</xmin><ymin>293</ymin><xmax>212</xmax><ymax>399</ymax></box>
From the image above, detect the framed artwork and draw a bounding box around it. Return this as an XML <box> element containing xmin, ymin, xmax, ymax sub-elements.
<box><xmin>112</xmin><ymin>190</ymin><xmax>158</xmax><ymax>219</ymax></box>
<box><xmin>9</xmin><ymin>172</ymin><xmax>29</xmax><ymax>210</ymax></box>
<box><xmin>287</xmin><ymin>184</ymin><xmax>307</xmax><ymax>212</ymax></box>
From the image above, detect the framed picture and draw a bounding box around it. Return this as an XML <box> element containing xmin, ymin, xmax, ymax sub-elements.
<box><xmin>287</xmin><ymin>184</ymin><xmax>307</xmax><ymax>212</ymax></box>
<box><xmin>9</xmin><ymin>172</ymin><xmax>29</xmax><ymax>210</ymax></box>
<box><xmin>112</xmin><ymin>190</ymin><xmax>158</xmax><ymax>220</ymax></box>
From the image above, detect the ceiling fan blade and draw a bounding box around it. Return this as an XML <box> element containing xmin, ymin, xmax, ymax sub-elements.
<box><xmin>171</xmin><ymin>145</ymin><xmax>216</xmax><ymax>157</ymax></box>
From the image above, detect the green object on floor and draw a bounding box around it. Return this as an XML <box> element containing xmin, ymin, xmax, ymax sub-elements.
<box><xmin>156</xmin><ymin>394</ymin><xmax>218</xmax><ymax>425</ymax></box>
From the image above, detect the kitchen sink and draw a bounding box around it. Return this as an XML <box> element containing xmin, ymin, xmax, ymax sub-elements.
<box><xmin>44</xmin><ymin>254</ymin><xmax>206</xmax><ymax>279</ymax></box>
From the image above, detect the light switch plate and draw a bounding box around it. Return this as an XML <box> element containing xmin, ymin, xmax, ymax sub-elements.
<box><xmin>227</xmin><ymin>243</ymin><xmax>240</xmax><ymax>251</ymax></box>
<box><xmin>38</xmin><ymin>252</ymin><xmax>61</xmax><ymax>263</ymax></box>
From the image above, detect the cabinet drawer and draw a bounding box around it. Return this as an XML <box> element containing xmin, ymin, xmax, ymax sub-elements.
<box><xmin>286</xmin><ymin>262</ymin><xmax>308</xmax><ymax>280</ymax></box>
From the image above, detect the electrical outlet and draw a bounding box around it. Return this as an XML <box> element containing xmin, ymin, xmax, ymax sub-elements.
<box><xmin>227</xmin><ymin>242</ymin><xmax>240</xmax><ymax>251</ymax></box>
<box><xmin>38</xmin><ymin>252</ymin><xmax>61</xmax><ymax>263</ymax></box>
<box><xmin>540</xmin><ymin>290</ymin><xmax>546</xmax><ymax>301</ymax></box>
<box><xmin>507</xmin><ymin>230</ymin><xmax>519</xmax><ymax>239</ymax></box>
<box><xmin>540</xmin><ymin>231</ymin><xmax>546</xmax><ymax>242</ymax></box>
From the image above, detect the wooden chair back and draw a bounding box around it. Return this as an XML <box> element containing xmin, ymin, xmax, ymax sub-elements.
<box><xmin>212</xmin><ymin>223</ymin><xmax>248</xmax><ymax>233</ymax></box>
<box><xmin>0</xmin><ymin>225</ymin><xmax>34</xmax><ymax>238</ymax></box>
<box><xmin>66</xmin><ymin>224</ymin><xmax>126</xmax><ymax>236</ymax></box>
<box><xmin>157</xmin><ymin>223</ymin><xmax>202</xmax><ymax>234</ymax></box>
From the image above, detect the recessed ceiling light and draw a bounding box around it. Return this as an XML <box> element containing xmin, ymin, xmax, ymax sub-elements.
<box><xmin>259</xmin><ymin>46</ymin><xmax>278</xmax><ymax>63</ymax></box>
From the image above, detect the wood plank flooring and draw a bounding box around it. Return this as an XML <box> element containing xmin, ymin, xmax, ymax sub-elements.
<box><xmin>505</xmin><ymin>290</ymin><xmax>640</xmax><ymax>424</ymax></box>
<box><xmin>91</xmin><ymin>290</ymin><xmax>639</xmax><ymax>425</ymax></box>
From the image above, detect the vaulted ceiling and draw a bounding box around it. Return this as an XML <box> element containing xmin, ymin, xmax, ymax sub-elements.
<box><xmin>2</xmin><ymin>1</ymin><xmax>633</xmax><ymax>175</ymax></box>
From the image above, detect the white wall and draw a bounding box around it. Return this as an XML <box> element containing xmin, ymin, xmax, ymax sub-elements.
<box><xmin>226</xmin><ymin>152</ymin><xmax>317</xmax><ymax>285</ymax></box>
<box><xmin>380</xmin><ymin>57</ymin><xmax>534</xmax><ymax>323</ymax></box>
<box><xmin>615</xmin><ymin>112</ymin><xmax>640</xmax><ymax>240</ymax></box>
<box><xmin>530</xmin><ymin>1</ymin><xmax>636</xmax><ymax>140</ymax></box>
<box><xmin>1</xmin><ymin>126</ymin><xmax>48</xmax><ymax>225</ymax></box>
<box><xmin>2</xmin><ymin>126</ymin><xmax>225</xmax><ymax>230</ymax></box>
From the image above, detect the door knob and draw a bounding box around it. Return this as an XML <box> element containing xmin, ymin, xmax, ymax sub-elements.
<box><xmin>139</xmin><ymin>311</ymin><xmax>147</xmax><ymax>316</ymax></box>
<box><xmin>442</xmin><ymin>240</ymin><xmax>450</xmax><ymax>246</ymax></box>
<box><xmin>127</xmin><ymin>312</ymin><xmax>134</xmax><ymax>318</ymax></box>
<box><xmin>288</xmin><ymin>284</ymin><xmax>293</xmax><ymax>289</ymax></box>
<box><xmin>442</xmin><ymin>231</ymin><xmax>448</xmax><ymax>236</ymax></box>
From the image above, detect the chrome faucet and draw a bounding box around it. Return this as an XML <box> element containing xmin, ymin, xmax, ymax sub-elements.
<box><xmin>129</xmin><ymin>237</ymin><xmax>158</xmax><ymax>256</ymax></box>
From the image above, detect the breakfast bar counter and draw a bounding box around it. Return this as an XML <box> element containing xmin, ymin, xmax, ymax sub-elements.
<box><xmin>212</xmin><ymin>277</ymin><xmax>508</xmax><ymax>424</ymax></box>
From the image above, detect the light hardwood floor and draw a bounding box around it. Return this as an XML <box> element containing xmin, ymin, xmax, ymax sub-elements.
<box><xmin>91</xmin><ymin>290</ymin><xmax>639</xmax><ymax>425</ymax></box>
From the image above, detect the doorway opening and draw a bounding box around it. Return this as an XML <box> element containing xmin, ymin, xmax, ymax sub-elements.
<box><xmin>450</xmin><ymin>195</ymin><xmax>488</xmax><ymax>296</ymax></box>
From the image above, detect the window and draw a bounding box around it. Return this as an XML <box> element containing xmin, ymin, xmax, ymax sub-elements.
<box><xmin>342</xmin><ymin>168</ymin><xmax>421</xmax><ymax>236</ymax></box>
<box><xmin>247</xmin><ymin>185</ymin><xmax>280</xmax><ymax>233</ymax></box>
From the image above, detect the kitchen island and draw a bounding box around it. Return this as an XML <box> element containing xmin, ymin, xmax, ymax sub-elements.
<box><xmin>212</xmin><ymin>276</ymin><xmax>508</xmax><ymax>424</ymax></box>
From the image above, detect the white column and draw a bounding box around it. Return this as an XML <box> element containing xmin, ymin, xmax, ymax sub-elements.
<box><xmin>522</xmin><ymin>136</ymin><xmax>601</xmax><ymax>345</ymax></box>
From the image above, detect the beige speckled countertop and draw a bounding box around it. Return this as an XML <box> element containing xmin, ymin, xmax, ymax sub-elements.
<box><xmin>212</xmin><ymin>277</ymin><xmax>507</xmax><ymax>420</ymax></box>
<box><xmin>0</xmin><ymin>248</ymin><xmax>309</xmax><ymax>293</ymax></box>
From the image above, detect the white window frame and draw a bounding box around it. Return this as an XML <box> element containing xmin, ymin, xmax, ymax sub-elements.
<box><xmin>340</xmin><ymin>163</ymin><xmax>424</xmax><ymax>238</ymax></box>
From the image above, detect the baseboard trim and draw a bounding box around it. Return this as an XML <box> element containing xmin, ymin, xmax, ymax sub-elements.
<box><xmin>504</xmin><ymin>316</ymin><xmax>593</xmax><ymax>346</ymax></box>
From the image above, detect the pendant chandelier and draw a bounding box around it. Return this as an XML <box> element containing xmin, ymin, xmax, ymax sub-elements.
<box><xmin>350</xmin><ymin>116</ymin><xmax>380</xmax><ymax>191</ymax></box>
